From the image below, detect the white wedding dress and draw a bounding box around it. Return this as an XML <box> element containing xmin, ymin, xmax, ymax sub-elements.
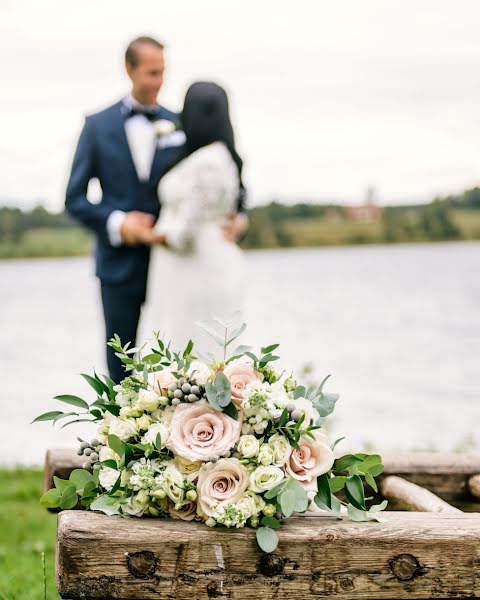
<box><xmin>142</xmin><ymin>141</ymin><xmax>246</xmax><ymax>355</ymax></box>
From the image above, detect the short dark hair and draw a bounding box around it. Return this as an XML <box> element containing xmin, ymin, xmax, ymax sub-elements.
<box><xmin>125</xmin><ymin>36</ymin><xmax>164</xmax><ymax>68</ymax></box>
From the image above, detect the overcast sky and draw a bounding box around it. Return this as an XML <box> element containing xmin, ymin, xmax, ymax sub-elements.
<box><xmin>1</xmin><ymin>0</ymin><xmax>480</xmax><ymax>210</ymax></box>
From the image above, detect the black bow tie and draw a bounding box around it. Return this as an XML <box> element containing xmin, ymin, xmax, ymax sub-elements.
<box><xmin>125</xmin><ymin>107</ymin><xmax>162</xmax><ymax>122</ymax></box>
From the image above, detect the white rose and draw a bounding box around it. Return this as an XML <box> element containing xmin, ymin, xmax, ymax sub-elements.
<box><xmin>292</xmin><ymin>397</ymin><xmax>319</xmax><ymax>428</ymax></box>
<box><xmin>187</xmin><ymin>361</ymin><xmax>212</xmax><ymax>386</ymax></box>
<box><xmin>98</xmin><ymin>446</ymin><xmax>118</xmax><ymax>464</ymax></box>
<box><xmin>99</xmin><ymin>467</ymin><xmax>119</xmax><ymax>492</ymax></box>
<box><xmin>249</xmin><ymin>465</ymin><xmax>285</xmax><ymax>493</ymax></box>
<box><xmin>268</xmin><ymin>433</ymin><xmax>292</xmax><ymax>467</ymax></box>
<box><xmin>173</xmin><ymin>456</ymin><xmax>202</xmax><ymax>481</ymax></box>
<box><xmin>114</xmin><ymin>386</ymin><xmax>137</xmax><ymax>408</ymax></box>
<box><xmin>137</xmin><ymin>414</ymin><xmax>153</xmax><ymax>431</ymax></box>
<box><xmin>257</xmin><ymin>444</ymin><xmax>274</xmax><ymax>466</ymax></box>
<box><xmin>108</xmin><ymin>416</ymin><xmax>139</xmax><ymax>442</ymax></box>
<box><xmin>142</xmin><ymin>422</ymin><xmax>170</xmax><ymax>449</ymax></box>
<box><xmin>237</xmin><ymin>435</ymin><xmax>260</xmax><ymax>459</ymax></box>
<box><xmin>136</xmin><ymin>389</ymin><xmax>161</xmax><ymax>413</ymax></box>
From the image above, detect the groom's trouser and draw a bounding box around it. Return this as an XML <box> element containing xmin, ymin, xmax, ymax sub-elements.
<box><xmin>100</xmin><ymin>280</ymin><xmax>146</xmax><ymax>384</ymax></box>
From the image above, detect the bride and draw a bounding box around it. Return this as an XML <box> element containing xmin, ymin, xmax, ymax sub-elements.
<box><xmin>142</xmin><ymin>81</ymin><xmax>248</xmax><ymax>354</ymax></box>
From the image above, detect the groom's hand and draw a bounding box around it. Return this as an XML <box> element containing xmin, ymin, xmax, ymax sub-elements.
<box><xmin>120</xmin><ymin>211</ymin><xmax>163</xmax><ymax>245</ymax></box>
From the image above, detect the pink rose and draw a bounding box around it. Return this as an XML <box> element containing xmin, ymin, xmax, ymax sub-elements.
<box><xmin>285</xmin><ymin>431</ymin><xmax>334</xmax><ymax>488</ymax></box>
<box><xmin>148</xmin><ymin>364</ymin><xmax>179</xmax><ymax>392</ymax></box>
<box><xmin>196</xmin><ymin>458</ymin><xmax>250</xmax><ymax>518</ymax></box>
<box><xmin>166</xmin><ymin>400</ymin><xmax>241</xmax><ymax>462</ymax></box>
<box><xmin>222</xmin><ymin>360</ymin><xmax>262</xmax><ymax>405</ymax></box>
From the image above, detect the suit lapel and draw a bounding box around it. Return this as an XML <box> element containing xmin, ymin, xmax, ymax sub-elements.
<box><xmin>148</xmin><ymin>108</ymin><xmax>181</xmax><ymax>184</ymax></box>
<box><xmin>106</xmin><ymin>102</ymin><xmax>139</xmax><ymax>182</ymax></box>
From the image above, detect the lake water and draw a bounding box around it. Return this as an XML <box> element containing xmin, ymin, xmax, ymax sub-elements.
<box><xmin>1</xmin><ymin>242</ymin><xmax>479</xmax><ymax>465</ymax></box>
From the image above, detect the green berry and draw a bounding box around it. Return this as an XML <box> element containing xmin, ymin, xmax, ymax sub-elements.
<box><xmin>191</xmin><ymin>385</ymin><xmax>200</xmax><ymax>395</ymax></box>
<box><xmin>83</xmin><ymin>447</ymin><xmax>92</xmax><ymax>456</ymax></box>
<box><xmin>173</xmin><ymin>389</ymin><xmax>183</xmax><ymax>399</ymax></box>
<box><xmin>181</xmin><ymin>383</ymin><xmax>191</xmax><ymax>394</ymax></box>
<box><xmin>188</xmin><ymin>394</ymin><xmax>198</xmax><ymax>402</ymax></box>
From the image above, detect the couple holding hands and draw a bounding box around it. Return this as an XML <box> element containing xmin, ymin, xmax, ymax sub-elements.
<box><xmin>66</xmin><ymin>36</ymin><xmax>249</xmax><ymax>382</ymax></box>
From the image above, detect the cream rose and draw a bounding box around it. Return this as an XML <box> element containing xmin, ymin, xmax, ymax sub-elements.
<box><xmin>249</xmin><ymin>465</ymin><xmax>285</xmax><ymax>493</ymax></box>
<box><xmin>99</xmin><ymin>466</ymin><xmax>119</xmax><ymax>491</ymax></box>
<box><xmin>169</xmin><ymin>501</ymin><xmax>198</xmax><ymax>521</ymax></box>
<box><xmin>222</xmin><ymin>360</ymin><xmax>263</xmax><ymax>405</ymax></box>
<box><xmin>196</xmin><ymin>458</ymin><xmax>250</xmax><ymax>518</ymax></box>
<box><xmin>285</xmin><ymin>431</ymin><xmax>334</xmax><ymax>487</ymax></box>
<box><xmin>173</xmin><ymin>456</ymin><xmax>202</xmax><ymax>481</ymax></box>
<box><xmin>257</xmin><ymin>444</ymin><xmax>274</xmax><ymax>466</ymax></box>
<box><xmin>237</xmin><ymin>434</ymin><xmax>260</xmax><ymax>459</ymax></box>
<box><xmin>148</xmin><ymin>364</ymin><xmax>178</xmax><ymax>393</ymax></box>
<box><xmin>166</xmin><ymin>400</ymin><xmax>241</xmax><ymax>462</ymax></box>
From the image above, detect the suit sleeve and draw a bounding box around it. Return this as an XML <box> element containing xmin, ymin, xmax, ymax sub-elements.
<box><xmin>65</xmin><ymin>117</ymin><xmax>112</xmax><ymax>244</ymax></box>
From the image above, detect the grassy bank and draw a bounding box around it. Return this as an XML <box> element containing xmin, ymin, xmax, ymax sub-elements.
<box><xmin>0</xmin><ymin>468</ymin><xmax>60</xmax><ymax>600</ymax></box>
<box><xmin>1</xmin><ymin>207</ymin><xmax>480</xmax><ymax>260</ymax></box>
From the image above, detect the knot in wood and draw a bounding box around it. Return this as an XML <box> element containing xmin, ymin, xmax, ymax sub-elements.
<box><xmin>340</xmin><ymin>577</ymin><xmax>354</xmax><ymax>590</ymax></box>
<box><xmin>390</xmin><ymin>553</ymin><xmax>420</xmax><ymax>581</ymax></box>
<box><xmin>257</xmin><ymin>554</ymin><xmax>285</xmax><ymax>577</ymax></box>
<box><xmin>126</xmin><ymin>550</ymin><xmax>157</xmax><ymax>579</ymax></box>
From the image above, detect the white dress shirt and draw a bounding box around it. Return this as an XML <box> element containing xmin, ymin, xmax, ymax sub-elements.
<box><xmin>106</xmin><ymin>95</ymin><xmax>159</xmax><ymax>247</ymax></box>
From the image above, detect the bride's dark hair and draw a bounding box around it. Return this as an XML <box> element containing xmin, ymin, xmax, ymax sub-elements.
<box><xmin>164</xmin><ymin>81</ymin><xmax>245</xmax><ymax>201</ymax></box>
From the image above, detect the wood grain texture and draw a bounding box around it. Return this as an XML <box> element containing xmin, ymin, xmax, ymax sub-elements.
<box><xmin>43</xmin><ymin>448</ymin><xmax>84</xmax><ymax>493</ymax></box>
<box><xmin>379</xmin><ymin>476</ymin><xmax>462</xmax><ymax>513</ymax></box>
<box><xmin>56</xmin><ymin>510</ymin><xmax>480</xmax><ymax>600</ymax></box>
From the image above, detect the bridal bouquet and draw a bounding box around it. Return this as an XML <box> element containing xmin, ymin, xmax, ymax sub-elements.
<box><xmin>35</xmin><ymin>316</ymin><xmax>386</xmax><ymax>552</ymax></box>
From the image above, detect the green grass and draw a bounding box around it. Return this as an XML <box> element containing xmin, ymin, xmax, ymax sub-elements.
<box><xmin>0</xmin><ymin>468</ymin><xmax>60</xmax><ymax>600</ymax></box>
<box><xmin>0</xmin><ymin>227</ymin><xmax>91</xmax><ymax>259</ymax></box>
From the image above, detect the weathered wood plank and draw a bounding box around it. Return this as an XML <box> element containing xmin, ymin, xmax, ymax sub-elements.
<box><xmin>379</xmin><ymin>476</ymin><xmax>462</xmax><ymax>513</ymax></box>
<box><xmin>43</xmin><ymin>447</ymin><xmax>84</xmax><ymax>494</ymax></box>
<box><xmin>56</xmin><ymin>510</ymin><xmax>480</xmax><ymax>600</ymax></box>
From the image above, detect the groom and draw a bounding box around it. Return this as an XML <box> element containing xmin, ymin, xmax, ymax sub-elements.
<box><xmin>66</xmin><ymin>36</ymin><xmax>248</xmax><ymax>383</ymax></box>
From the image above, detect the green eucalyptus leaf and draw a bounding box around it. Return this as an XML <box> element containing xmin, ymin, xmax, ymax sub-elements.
<box><xmin>279</xmin><ymin>488</ymin><xmax>296</xmax><ymax>517</ymax></box>
<box><xmin>69</xmin><ymin>469</ymin><xmax>94</xmax><ymax>493</ymax></box>
<box><xmin>293</xmin><ymin>386</ymin><xmax>306</xmax><ymax>399</ymax></box>
<box><xmin>40</xmin><ymin>488</ymin><xmax>61</xmax><ymax>508</ymax></box>
<box><xmin>90</xmin><ymin>494</ymin><xmax>121</xmax><ymax>516</ymax></box>
<box><xmin>256</xmin><ymin>526</ymin><xmax>278</xmax><ymax>553</ymax></box>
<box><xmin>59</xmin><ymin>484</ymin><xmax>78</xmax><ymax>510</ymax></box>
<box><xmin>260</xmin><ymin>516</ymin><xmax>281</xmax><ymax>529</ymax></box>
<box><xmin>347</xmin><ymin>504</ymin><xmax>370</xmax><ymax>522</ymax></box>
<box><xmin>264</xmin><ymin>480</ymin><xmax>287</xmax><ymax>500</ymax></box>
<box><xmin>99</xmin><ymin>459</ymin><xmax>118</xmax><ymax>470</ymax></box>
<box><xmin>53</xmin><ymin>477</ymin><xmax>71</xmax><ymax>492</ymax></box>
<box><xmin>314</xmin><ymin>392</ymin><xmax>339</xmax><ymax>418</ymax></box>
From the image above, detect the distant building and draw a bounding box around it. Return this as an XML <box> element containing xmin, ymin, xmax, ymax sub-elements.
<box><xmin>346</xmin><ymin>187</ymin><xmax>384</xmax><ymax>222</ymax></box>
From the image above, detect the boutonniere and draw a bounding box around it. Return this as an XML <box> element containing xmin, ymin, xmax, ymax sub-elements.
<box><xmin>154</xmin><ymin>119</ymin><xmax>177</xmax><ymax>138</ymax></box>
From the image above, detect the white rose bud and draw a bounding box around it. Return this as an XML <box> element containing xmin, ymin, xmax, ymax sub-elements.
<box><xmin>257</xmin><ymin>444</ymin><xmax>274</xmax><ymax>466</ymax></box>
<box><xmin>237</xmin><ymin>435</ymin><xmax>260</xmax><ymax>459</ymax></box>
<box><xmin>268</xmin><ymin>433</ymin><xmax>292</xmax><ymax>467</ymax></box>
<box><xmin>108</xmin><ymin>416</ymin><xmax>139</xmax><ymax>441</ymax></box>
<box><xmin>136</xmin><ymin>414</ymin><xmax>152</xmax><ymax>431</ymax></box>
<box><xmin>136</xmin><ymin>389</ymin><xmax>161</xmax><ymax>413</ymax></box>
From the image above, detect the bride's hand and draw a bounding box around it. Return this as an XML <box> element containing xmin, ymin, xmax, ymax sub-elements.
<box><xmin>222</xmin><ymin>213</ymin><xmax>249</xmax><ymax>242</ymax></box>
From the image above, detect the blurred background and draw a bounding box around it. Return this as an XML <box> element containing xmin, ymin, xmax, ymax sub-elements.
<box><xmin>0</xmin><ymin>1</ymin><xmax>479</xmax><ymax>596</ymax></box>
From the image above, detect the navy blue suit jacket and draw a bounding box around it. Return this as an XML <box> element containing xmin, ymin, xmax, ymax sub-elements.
<box><xmin>65</xmin><ymin>100</ymin><xmax>179</xmax><ymax>288</ymax></box>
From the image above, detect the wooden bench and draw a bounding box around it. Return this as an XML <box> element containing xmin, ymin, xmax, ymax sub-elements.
<box><xmin>48</xmin><ymin>450</ymin><xmax>480</xmax><ymax>599</ymax></box>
